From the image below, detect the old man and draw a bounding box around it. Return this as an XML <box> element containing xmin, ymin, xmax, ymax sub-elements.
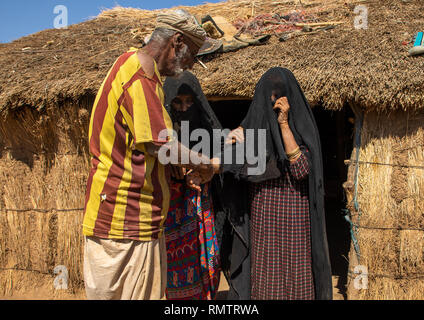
<box><xmin>82</xmin><ymin>10</ymin><xmax>219</xmax><ymax>300</ymax></box>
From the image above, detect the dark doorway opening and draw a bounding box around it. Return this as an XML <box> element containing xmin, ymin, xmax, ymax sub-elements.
<box><xmin>209</xmin><ymin>99</ymin><xmax>354</xmax><ymax>300</ymax></box>
<box><xmin>313</xmin><ymin>106</ymin><xmax>354</xmax><ymax>300</ymax></box>
<box><xmin>209</xmin><ymin>99</ymin><xmax>251</xmax><ymax>130</ymax></box>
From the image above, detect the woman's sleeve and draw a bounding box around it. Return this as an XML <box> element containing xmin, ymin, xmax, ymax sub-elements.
<box><xmin>288</xmin><ymin>147</ymin><xmax>310</xmax><ymax>181</ymax></box>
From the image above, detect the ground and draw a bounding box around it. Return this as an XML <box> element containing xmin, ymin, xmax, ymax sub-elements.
<box><xmin>216</xmin><ymin>274</ymin><xmax>345</xmax><ymax>300</ymax></box>
<box><xmin>0</xmin><ymin>271</ymin><xmax>344</xmax><ymax>300</ymax></box>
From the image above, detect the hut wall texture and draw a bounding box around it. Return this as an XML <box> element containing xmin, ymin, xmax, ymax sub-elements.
<box><xmin>347</xmin><ymin>109</ymin><xmax>424</xmax><ymax>300</ymax></box>
<box><xmin>2</xmin><ymin>103</ymin><xmax>424</xmax><ymax>299</ymax></box>
<box><xmin>0</xmin><ymin>102</ymin><xmax>90</xmax><ymax>298</ymax></box>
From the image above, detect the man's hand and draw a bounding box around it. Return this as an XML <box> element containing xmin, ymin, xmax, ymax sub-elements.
<box><xmin>147</xmin><ymin>141</ymin><xmax>219</xmax><ymax>185</ymax></box>
<box><xmin>185</xmin><ymin>167</ymin><xmax>214</xmax><ymax>192</ymax></box>
<box><xmin>225</xmin><ymin>127</ymin><xmax>245</xmax><ymax>145</ymax></box>
<box><xmin>186</xmin><ymin>170</ymin><xmax>202</xmax><ymax>192</ymax></box>
<box><xmin>273</xmin><ymin>97</ymin><xmax>290</xmax><ymax>126</ymax></box>
<box><xmin>170</xmin><ymin>165</ymin><xmax>186</xmax><ymax>180</ymax></box>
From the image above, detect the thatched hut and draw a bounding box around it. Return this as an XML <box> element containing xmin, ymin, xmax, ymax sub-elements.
<box><xmin>0</xmin><ymin>0</ymin><xmax>423</xmax><ymax>300</ymax></box>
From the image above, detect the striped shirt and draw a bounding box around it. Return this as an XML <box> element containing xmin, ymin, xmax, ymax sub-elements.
<box><xmin>83</xmin><ymin>48</ymin><xmax>173</xmax><ymax>241</ymax></box>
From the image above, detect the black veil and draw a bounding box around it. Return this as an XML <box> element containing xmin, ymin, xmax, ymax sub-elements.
<box><xmin>221</xmin><ymin>67</ymin><xmax>333</xmax><ymax>300</ymax></box>
<box><xmin>163</xmin><ymin>71</ymin><xmax>228</xmax><ymax>275</ymax></box>
<box><xmin>164</xmin><ymin>71</ymin><xmax>222</xmax><ymax>155</ymax></box>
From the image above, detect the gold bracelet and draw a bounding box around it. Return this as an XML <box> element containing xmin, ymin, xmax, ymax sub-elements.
<box><xmin>286</xmin><ymin>147</ymin><xmax>300</xmax><ymax>158</ymax></box>
<box><xmin>289</xmin><ymin>152</ymin><xmax>302</xmax><ymax>162</ymax></box>
<box><xmin>288</xmin><ymin>149</ymin><xmax>302</xmax><ymax>161</ymax></box>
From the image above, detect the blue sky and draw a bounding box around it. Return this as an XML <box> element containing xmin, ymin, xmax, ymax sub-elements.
<box><xmin>0</xmin><ymin>0</ymin><xmax>222</xmax><ymax>43</ymax></box>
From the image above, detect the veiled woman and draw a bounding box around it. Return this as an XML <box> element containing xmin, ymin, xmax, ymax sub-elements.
<box><xmin>221</xmin><ymin>67</ymin><xmax>333</xmax><ymax>300</ymax></box>
<box><xmin>163</xmin><ymin>71</ymin><xmax>223</xmax><ymax>300</ymax></box>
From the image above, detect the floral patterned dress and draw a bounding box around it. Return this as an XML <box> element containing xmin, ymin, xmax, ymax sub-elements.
<box><xmin>164</xmin><ymin>181</ymin><xmax>221</xmax><ymax>300</ymax></box>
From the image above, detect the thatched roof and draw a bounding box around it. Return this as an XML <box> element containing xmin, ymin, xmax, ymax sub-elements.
<box><xmin>0</xmin><ymin>0</ymin><xmax>423</xmax><ymax>114</ymax></box>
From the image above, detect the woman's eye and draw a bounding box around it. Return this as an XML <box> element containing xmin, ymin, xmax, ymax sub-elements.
<box><xmin>173</xmin><ymin>99</ymin><xmax>182</xmax><ymax>105</ymax></box>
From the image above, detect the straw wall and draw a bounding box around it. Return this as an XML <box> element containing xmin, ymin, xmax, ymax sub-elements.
<box><xmin>2</xmin><ymin>100</ymin><xmax>423</xmax><ymax>300</ymax></box>
<box><xmin>0</xmin><ymin>101</ymin><xmax>91</xmax><ymax>299</ymax></box>
<box><xmin>346</xmin><ymin>109</ymin><xmax>424</xmax><ymax>300</ymax></box>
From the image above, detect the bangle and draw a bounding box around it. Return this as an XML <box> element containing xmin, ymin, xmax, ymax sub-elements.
<box><xmin>289</xmin><ymin>152</ymin><xmax>302</xmax><ymax>162</ymax></box>
<box><xmin>286</xmin><ymin>147</ymin><xmax>300</xmax><ymax>158</ymax></box>
<box><xmin>287</xmin><ymin>148</ymin><xmax>302</xmax><ymax>162</ymax></box>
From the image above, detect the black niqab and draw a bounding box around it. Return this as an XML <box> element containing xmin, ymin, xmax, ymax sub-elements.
<box><xmin>164</xmin><ymin>71</ymin><xmax>222</xmax><ymax>156</ymax></box>
<box><xmin>163</xmin><ymin>71</ymin><xmax>228</xmax><ymax>269</ymax></box>
<box><xmin>221</xmin><ymin>67</ymin><xmax>333</xmax><ymax>300</ymax></box>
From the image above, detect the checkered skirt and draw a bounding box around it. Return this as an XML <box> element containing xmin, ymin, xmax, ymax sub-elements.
<box><xmin>250</xmin><ymin>152</ymin><xmax>315</xmax><ymax>300</ymax></box>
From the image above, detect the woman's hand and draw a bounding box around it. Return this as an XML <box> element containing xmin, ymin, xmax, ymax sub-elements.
<box><xmin>211</xmin><ymin>157</ymin><xmax>221</xmax><ymax>175</ymax></box>
<box><xmin>273</xmin><ymin>97</ymin><xmax>290</xmax><ymax>126</ymax></box>
<box><xmin>225</xmin><ymin>127</ymin><xmax>245</xmax><ymax>145</ymax></box>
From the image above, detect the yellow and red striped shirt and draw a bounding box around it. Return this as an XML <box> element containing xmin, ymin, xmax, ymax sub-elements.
<box><xmin>83</xmin><ymin>48</ymin><xmax>173</xmax><ymax>241</ymax></box>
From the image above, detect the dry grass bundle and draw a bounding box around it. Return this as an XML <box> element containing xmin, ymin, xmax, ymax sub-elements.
<box><xmin>55</xmin><ymin>210</ymin><xmax>86</xmax><ymax>288</ymax></box>
<box><xmin>0</xmin><ymin>101</ymin><xmax>91</xmax><ymax>296</ymax></box>
<box><xmin>0</xmin><ymin>211</ymin><xmax>55</xmax><ymax>273</ymax></box>
<box><xmin>97</xmin><ymin>0</ymin><xmax>342</xmax><ymax>21</ymax></box>
<box><xmin>400</xmin><ymin>230</ymin><xmax>424</xmax><ymax>276</ymax></box>
<box><xmin>354</xmin><ymin>228</ymin><xmax>400</xmax><ymax>278</ymax></box>
<box><xmin>356</xmin><ymin>278</ymin><xmax>424</xmax><ymax>300</ymax></box>
<box><xmin>347</xmin><ymin>109</ymin><xmax>424</xmax><ymax>300</ymax></box>
<box><xmin>0</xmin><ymin>270</ymin><xmax>85</xmax><ymax>299</ymax></box>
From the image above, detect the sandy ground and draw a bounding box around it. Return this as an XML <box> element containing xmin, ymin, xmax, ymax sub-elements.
<box><xmin>216</xmin><ymin>274</ymin><xmax>345</xmax><ymax>300</ymax></box>
<box><xmin>0</xmin><ymin>272</ymin><xmax>345</xmax><ymax>300</ymax></box>
<box><xmin>216</xmin><ymin>272</ymin><xmax>230</xmax><ymax>300</ymax></box>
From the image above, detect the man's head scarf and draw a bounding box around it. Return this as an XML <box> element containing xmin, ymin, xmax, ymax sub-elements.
<box><xmin>156</xmin><ymin>11</ymin><xmax>206</xmax><ymax>48</ymax></box>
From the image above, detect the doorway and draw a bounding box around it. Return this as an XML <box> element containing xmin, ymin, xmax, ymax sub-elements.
<box><xmin>209</xmin><ymin>99</ymin><xmax>354</xmax><ymax>300</ymax></box>
<box><xmin>313</xmin><ymin>106</ymin><xmax>354</xmax><ymax>299</ymax></box>
<box><xmin>209</xmin><ymin>99</ymin><xmax>251</xmax><ymax>130</ymax></box>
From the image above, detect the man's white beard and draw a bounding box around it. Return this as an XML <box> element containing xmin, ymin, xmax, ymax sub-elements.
<box><xmin>173</xmin><ymin>45</ymin><xmax>189</xmax><ymax>77</ymax></box>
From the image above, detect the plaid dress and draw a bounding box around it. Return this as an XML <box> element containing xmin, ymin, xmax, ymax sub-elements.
<box><xmin>250</xmin><ymin>150</ymin><xmax>315</xmax><ymax>300</ymax></box>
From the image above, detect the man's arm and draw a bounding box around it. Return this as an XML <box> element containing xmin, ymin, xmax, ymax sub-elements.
<box><xmin>145</xmin><ymin>141</ymin><xmax>220</xmax><ymax>182</ymax></box>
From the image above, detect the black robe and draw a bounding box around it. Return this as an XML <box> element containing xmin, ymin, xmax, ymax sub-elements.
<box><xmin>221</xmin><ymin>67</ymin><xmax>333</xmax><ymax>300</ymax></box>
<box><xmin>163</xmin><ymin>71</ymin><xmax>228</xmax><ymax>257</ymax></box>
